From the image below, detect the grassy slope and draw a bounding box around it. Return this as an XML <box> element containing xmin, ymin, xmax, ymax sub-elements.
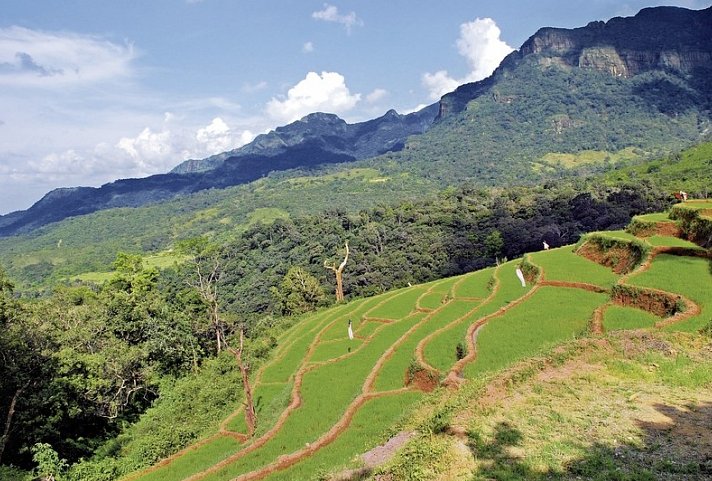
<box><xmin>113</xmin><ymin>202</ymin><xmax>710</xmax><ymax>481</ymax></box>
<box><xmin>605</xmin><ymin>140</ymin><xmax>712</xmax><ymax>196</ymax></box>
<box><xmin>377</xmin><ymin>330</ymin><xmax>712</xmax><ymax>481</ymax></box>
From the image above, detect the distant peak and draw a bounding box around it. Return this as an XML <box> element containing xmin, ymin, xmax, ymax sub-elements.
<box><xmin>299</xmin><ymin>112</ymin><xmax>345</xmax><ymax>124</ymax></box>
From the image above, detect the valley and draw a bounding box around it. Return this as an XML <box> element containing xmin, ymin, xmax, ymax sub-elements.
<box><xmin>1</xmin><ymin>5</ymin><xmax>712</xmax><ymax>481</ymax></box>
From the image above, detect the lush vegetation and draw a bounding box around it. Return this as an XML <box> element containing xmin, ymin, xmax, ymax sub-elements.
<box><xmin>2</xmin><ymin>197</ymin><xmax>710</xmax><ymax>480</ymax></box>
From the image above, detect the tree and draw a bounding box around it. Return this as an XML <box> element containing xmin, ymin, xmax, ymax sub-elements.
<box><xmin>324</xmin><ymin>241</ymin><xmax>349</xmax><ymax>302</ymax></box>
<box><xmin>176</xmin><ymin>238</ymin><xmax>229</xmax><ymax>353</ymax></box>
<box><xmin>176</xmin><ymin>238</ymin><xmax>257</xmax><ymax>436</ymax></box>
<box><xmin>484</xmin><ymin>230</ymin><xmax>504</xmax><ymax>259</ymax></box>
<box><xmin>271</xmin><ymin>266</ymin><xmax>325</xmax><ymax>315</ymax></box>
<box><xmin>226</xmin><ymin>329</ymin><xmax>256</xmax><ymax>436</ymax></box>
<box><xmin>31</xmin><ymin>443</ymin><xmax>67</xmax><ymax>481</ymax></box>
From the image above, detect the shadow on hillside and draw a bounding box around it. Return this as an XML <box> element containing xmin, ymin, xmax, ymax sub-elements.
<box><xmin>467</xmin><ymin>402</ymin><xmax>712</xmax><ymax>480</ymax></box>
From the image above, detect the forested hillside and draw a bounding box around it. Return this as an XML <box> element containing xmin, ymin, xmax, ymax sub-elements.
<box><xmin>1</xmin><ymin>6</ymin><xmax>712</xmax><ymax>481</ymax></box>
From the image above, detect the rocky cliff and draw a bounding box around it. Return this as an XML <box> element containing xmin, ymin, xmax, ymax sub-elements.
<box><xmin>440</xmin><ymin>6</ymin><xmax>712</xmax><ymax>118</ymax></box>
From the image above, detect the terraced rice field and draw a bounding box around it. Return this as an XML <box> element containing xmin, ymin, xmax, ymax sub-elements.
<box><xmin>124</xmin><ymin>201</ymin><xmax>711</xmax><ymax>481</ymax></box>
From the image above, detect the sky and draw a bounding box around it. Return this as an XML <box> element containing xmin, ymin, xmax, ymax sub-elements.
<box><xmin>1</xmin><ymin>0</ymin><xmax>710</xmax><ymax>214</ymax></box>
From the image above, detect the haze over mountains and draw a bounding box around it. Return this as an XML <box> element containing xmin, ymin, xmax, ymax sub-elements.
<box><xmin>0</xmin><ymin>5</ymin><xmax>710</xmax><ymax>238</ymax></box>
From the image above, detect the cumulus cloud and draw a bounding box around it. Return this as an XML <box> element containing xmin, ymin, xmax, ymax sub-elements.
<box><xmin>266</xmin><ymin>71</ymin><xmax>361</xmax><ymax>123</ymax></box>
<box><xmin>422</xmin><ymin>18</ymin><xmax>513</xmax><ymax>100</ymax></box>
<box><xmin>0</xmin><ymin>26</ymin><xmax>136</xmax><ymax>88</ymax></box>
<box><xmin>19</xmin><ymin>117</ymin><xmax>255</xmax><ymax>190</ymax></box>
<box><xmin>366</xmin><ymin>88</ymin><xmax>388</xmax><ymax>103</ymax></box>
<box><xmin>312</xmin><ymin>4</ymin><xmax>363</xmax><ymax>34</ymax></box>
<box><xmin>303</xmin><ymin>41</ymin><xmax>314</xmax><ymax>53</ymax></box>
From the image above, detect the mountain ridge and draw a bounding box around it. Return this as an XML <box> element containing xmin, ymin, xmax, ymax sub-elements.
<box><xmin>0</xmin><ymin>105</ymin><xmax>438</xmax><ymax>236</ymax></box>
<box><xmin>2</xmin><ymin>5</ymin><xmax>712</xmax><ymax>238</ymax></box>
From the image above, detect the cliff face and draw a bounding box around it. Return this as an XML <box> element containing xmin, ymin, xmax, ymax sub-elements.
<box><xmin>440</xmin><ymin>6</ymin><xmax>712</xmax><ymax>118</ymax></box>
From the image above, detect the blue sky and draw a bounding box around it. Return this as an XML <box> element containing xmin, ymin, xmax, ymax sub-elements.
<box><xmin>0</xmin><ymin>0</ymin><xmax>710</xmax><ymax>213</ymax></box>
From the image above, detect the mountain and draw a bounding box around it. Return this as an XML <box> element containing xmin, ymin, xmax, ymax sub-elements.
<box><xmin>172</xmin><ymin>107</ymin><xmax>438</xmax><ymax>174</ymax></box>
<box><xmin>379</xmin><ymin>5</ymin><xmax>712</xmax><ymax>191</ymax></box>
<box><xmin>0</xmin><ymin>105</ymin><xmax>438</xmax><ymax>237</ymax></box>
<box><xmin>2</xmin><ymin>5</ymin><xmax>712</xmax><ymax>277</ymax></box>
<box><xmin>439</xmin><ymin>5</ymin><xmax>712</xmax><ymax>118</ymax></box>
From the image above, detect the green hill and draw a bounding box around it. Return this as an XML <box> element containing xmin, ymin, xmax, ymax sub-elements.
<box><xmin>44</xmin><ymin>201</ymin><xmax>707</xmax><ymax>481</ymax></box>
<box><xmin>3</xmin><ymin>6</ymin><xmax>712</xmax><ymax>289</ymax></box>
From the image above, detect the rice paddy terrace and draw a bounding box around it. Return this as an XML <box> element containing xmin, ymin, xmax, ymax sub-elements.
<box><xmin>122</xmin><ymin>201</ymin><xmax>711</xmax><ymax>481</ymax></box>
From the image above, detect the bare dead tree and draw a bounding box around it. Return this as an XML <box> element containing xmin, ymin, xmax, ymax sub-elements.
<box><xmin>227</xmin><ymin>329</ymin><xmax>257</xmax><ymax>436</ymax></box>
<box><xmin>324</xmin><ymin>241</ymin><xmax>349</xmax><ymax>302</ymax></box>
<box><xmin>182</xmin><ymin>241</ymin><xmax>226</xmax><ymax>353</ymax></box>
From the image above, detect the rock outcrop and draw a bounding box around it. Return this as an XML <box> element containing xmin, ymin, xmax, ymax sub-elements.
<box><xmin>440</xmin><ymin>6</ymin><xmax>712</xmax><ymax>118</ymax></box>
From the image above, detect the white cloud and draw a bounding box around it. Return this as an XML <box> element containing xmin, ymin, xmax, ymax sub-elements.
<box><xmin>312</xmin><ymin>4</ymin><xmax>363</xmax><ymax>34</ymax></box>
<box><xmin>366</xmin><ymin>88</ymin><xmax>388</xmax><ymax>103</ymax></box>
<box><xmin>422</xmin><ymin>18</ymin><xmax>513</xmax><ymax>100</ymax></box>
<box><xmin>195</xmin><ymin>117</ymin><xmax>234</xmax><ymax>154</ymax></box>
<box><xmin>422</xmin><ymin>70</ymin><xmax>460</xmax><ymax>101</ymax></box>
<box><xmin>0</xmin><ymin>26</ymin><xmax>136</xmax><ymax>88</ymax></box>
<box><xmin>17</xmin><ymin>117</ymin><xmax>255</xmax><ymax>190</ymax></box>
<box><xmin>303</xmin><ymin>41</ymin><xmax>314</xmax><ymax>53</ymax></box>
<box><xmin>266</xmin><ymin>71</ymin><xmax>361</xmax><ymax>123</ymax></box>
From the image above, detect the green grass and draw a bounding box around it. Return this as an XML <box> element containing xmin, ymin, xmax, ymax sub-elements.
<box><xmin>539</xmin><ymin>147</ymin><xmax>640</xmax><ymax>169</ymax></box>
<box><xmin>260</xmin><ymin>307</ymin><xmax>348</xmax><ymax>384</ymax></box>
<box><xmin>320</xmin><ymin>296</ymin><xmax>389</xmax><ymax>341</ymax></box>
<box><xmin>465</xmin><ymin>287</ymin><xmax>608</xmax><ymax>378</ymax></box>
<box><xmin>198</xmin><ymin>313</ymin><xmax>425</xmax><ymax>481</ymax></box>
<box><xmin>226</xmin><ymin>382</ymin><xmax>292</xmax><ymax>433</ymax></box>
<box><xmin>245</xmin><ymin>207</ymin><xmax>290</xmax><ymax>226</ymax></box>
<box><xmin>453</xmin><ymin>268</ymin><xmax>494</xmax><ymax>299</ymax></box>
<box><xmin>633</xmin><ymin>212</ymin><xmax>671</xmax><ymax>222</ymax></box>
<box><xmin>423</xmin><ymin>261</ymin><xmax>536</xmax><ymax>375</ymax></box>
<box><xmin>596</xmin><ymin>230</ymin><xmax>640</xmax><ymax>242</ymax></box>
<box><xmin>627</xmin><ymin>254</ymin><xmax>712</xmax><ymax>332</ymax></box>
<box><xmin>134</xmin><ymin>436</ymin><xmax>242</xmax><ymax>481</ymax></box>
<box><xmin>418</xmin><ymin>291</ymin><xmax>448</xmax><ymax>310</ymax></box>
<box><xmin>261</xmin><ymin>391</ymin><xmax>423</xmax><ymax>481</ymax></box>
<box><xmin>370</xmin><ymin>313</ymin><xmax>427</xmax><ymax>391</ymax></box>
<box><xmin>366</xmin><ymin>286</ymin><xmax>426</xmax><ymax>319</ymax></box>
<box><xmin>372</xmin><ymin>301</ymin><xmax>479</xmax><ymax>392</ymax></box>
<box><xmin>311</xmin><ymin>338</ymin><xmax>365</xmax><ymax>362</ymax></box>
<box><xmin>646</xmin><ymin>235</ymin><xmax>702</xmax><ymax>248</ymax></box>
<box><xmin>357</xmin><ymin>320</ymin><xmax>385</xmax><ymax>338</ymax></box>
<box><xmin>71</xmin><ymin>251</ymin><xmax>187</xmax><ymax>282</ymax></box>
<box><xmin>529</xmin><ymin>247</ymin><xmax>619</xmax><ymax>288</ymax></box>
<box><xmin>602</xmin><ymin>305</ymin><xmax>660</xmax><ymax>331</ymax></box>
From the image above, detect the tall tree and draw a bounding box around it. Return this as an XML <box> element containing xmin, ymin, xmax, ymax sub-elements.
<box><xmin>324</xmin><ymin>241</ymin><xmax>349</xmax><ymax>302</ymax></box>
<box><xmin>177</xmin><ymin>238</ymin><xmax>229</xmax><ymax>353</ymax></box>
<box><xmin>177</xmin><ymin>238</ymin><xmax>257</xmax><ymax>435</ymax></box>
<box><xmin>271</xmin><ymin>266</ymin><xmax>326</xmax><ymax>315</ymax></box>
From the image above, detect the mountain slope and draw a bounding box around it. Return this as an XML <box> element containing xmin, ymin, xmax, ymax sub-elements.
<box><xmin>171</xmin><ymin>106</ymin><xmax>438</xmax><ymax>174</ymax></box>
<box><xmin>373</xmin><ymin>5</ymin><xmax>712</xmax><ymax>189</ymax></box>
<box><xmin>84</xmin><ymin>203</ymin><xmax>710</xmax><ymax>481</ymax></box>
<box><xmin>0</xmin><ymin>105</ymin><xmax>438</xmax><ymax>237</ymax></box>
<box><xmin>2</xmin><ymin>5</ymin><xmax>712</xmax><ymax>287</ymax></box>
